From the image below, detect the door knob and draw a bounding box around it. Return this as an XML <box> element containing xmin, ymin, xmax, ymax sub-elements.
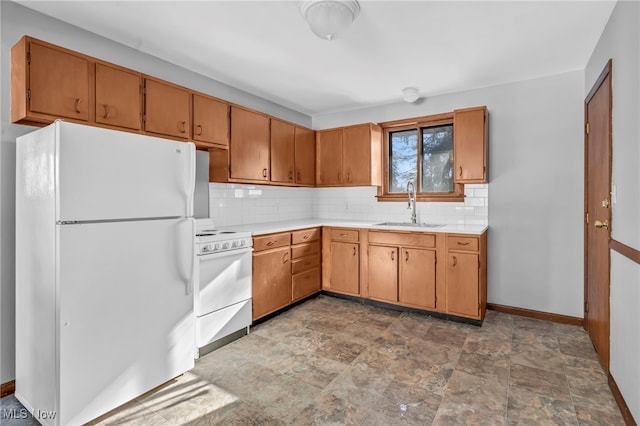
<box><xmin>594</xmin><ymin>220</ymin><xmax>609</xmax><ymax>229</ymax></box>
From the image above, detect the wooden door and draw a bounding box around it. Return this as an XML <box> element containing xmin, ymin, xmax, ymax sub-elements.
<box><xmin>399</xmin><ymin>248</ymin><xmax>437</xmax><ymax>310</ymax></box>
<box><xmin>270</xmin><ymin>119</ymin><xmax>296</xmax><ymax>183</ymax></box>
<box><xmin>343</xmin><ymin>125</ymin><xmax>371</xmax><ymax>185</ymax></box>
<box><xmin>453</xmin><ymin>106</ymin><xmax>487</xmax><ymax>183</ymax></box>
<box><xmin>368</xmin><ymin>245</ymin><xmax>398</xmax><ymax>302</ymax></box>
<box><xmin>29</xmin><ymin>41</ymin><xmax>89</xmax><ymax>121</ymax></box>
<box><xmin>252</xmin><ymin>246</ymin><xmax>291</xmax><ymax>320</ymax></box>
<box><xmin>144</xmin><ymin>78</ymin><xmax>190</xmax><ymax>139</ymax></box>
<box><xmin>330</xmin><ymin>241</ymin><xmax>359</xmax><ymax>295</ymax></box>
<box><xmin>95</xmin><ymin>63</ymin><xmax>141</xmax><ymax>130</ymax></box>
<box><xmin>192</xmin><ymin>94</ymin><xmax>229</xmax><ymax>148</ymax></box>
<box><xmin>294</xmin><ymin>126</ymin><xmax>315</xmax><ymax>185</ymax></box>
<box><xmin>584</xmin><ymin>60</ymin><xmax>612</xmax><ymax>371</ymax></box>
<box><xmin>230</xmin><ymin>106</ymin><xmax>270</xmax><ymax>181</ymax></box>
<box><xmin>316</xmin><ymin>129</ymin><xmax>343</xmax><ymax>185</ymax></box>
<box><xmin>446</xmin><ymin>252</ymin><xmax>479</xmax><ymax>318</ymax></box>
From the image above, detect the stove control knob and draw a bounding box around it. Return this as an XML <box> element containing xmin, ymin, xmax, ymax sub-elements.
<box><xmin>214</xmin><ymin>243</ymin><xmax>220</xmax><ymax>251</ymax></box>
<box><xmin>232</xmin><ymin>241</ymin><xmax>239</xmax><ymax>248</ymax></box>
<box><xmin>239</xmin><ymin>240</ymin><xmax>246</xmax><ymax>247</ymax></box>
<box><xmin>222</xmin><ymin>242</ymin><xmax>229</xmax><ymax>250</ymax></box>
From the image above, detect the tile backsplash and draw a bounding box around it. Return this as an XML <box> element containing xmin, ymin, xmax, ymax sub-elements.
<box><xmin>209</xmin><ymin>183</ymin><xmax>488</xmax><ymax>227</ymax></box>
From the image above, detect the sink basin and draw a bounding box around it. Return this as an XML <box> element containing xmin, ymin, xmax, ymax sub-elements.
<box><xmin>374</xmin><ymin>222</ymin><xmax>444</xmax><ymax>229</ymax></box>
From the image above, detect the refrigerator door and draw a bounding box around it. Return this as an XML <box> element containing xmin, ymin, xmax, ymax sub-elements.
<box><xmin>54</xmin><ymin>121</ymin><xmax>195</xmax><ymax>222</ymax></box>
<box><xmin>56</xmin><ymin>218</ymin><xmax>195</xmax><ymax>425</ymax></box>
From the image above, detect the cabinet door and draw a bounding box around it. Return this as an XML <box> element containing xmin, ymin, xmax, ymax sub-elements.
<box><xmin>270</xmin><ymin>119</ymin><xmax>295</xmax><ymax>183</ymax></box>
<box><xmin>95</xmin><ymin>63</ymin><xmax>141</xmax><ymax>130</ymax></box>
<box><xmin>454</xmin><ymin>106</ymin><xmax>487</xmax><ymax>183</ymax></box>
<box><xmin>192</xmin><ymin>93</ymin><xmax>229</xmax><ymax>148</ymax></box>
<box><xmin>230</xmin><ymin>107</ymin><xmax>271</xmax><ymax>181</ymax></box>
<box><xmin>446</xmin><ymin>252</ymin><xmax>480</xmax><ymax>318</ymax></box>
<box><xmin>316</xmin><ymin>129</ymin><xmax>343</xmax><ymax>185</ymax></box>
<box><xmin>329</xmin><ymin>241</ymin><xmax>359</xmax><ymax>295</ymax></box>
<box><xmin>144</xmin><ymin>78</ymin><xmax>190</xmax><ymax>139</ymax></box>
<box><xmin>343</xmin><ymin>125</ymin><xmax>371</xmax><ymax>185</ymax></box>
<box><xmin>368</xmin><ymin>245</ymin><xmax>398</xmax><ymax>302</ymax></box>
<box><xmin>252</xmin><ymin>246</ymin><xmax>291</xmax><ymax>320</ymax></box>
<box><xmin>294</xmin><ymin>126</ymin><xmax>315</xmax><ymax>185</ymax></box>
<box><xmin>399</xmin><ymin>248</ymin><xmax>436</xmax><ymax>310</ymax></box>
<box><xmin>29</xmin><ymin>41</ymin><xmax>89</xmax><ymax>121</ymax></box>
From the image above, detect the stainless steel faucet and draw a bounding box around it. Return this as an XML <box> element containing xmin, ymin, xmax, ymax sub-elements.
<box><xmin>407</xmin><ymin>180</ymin><xmax>417</xmax><ymax>224</ymax></box>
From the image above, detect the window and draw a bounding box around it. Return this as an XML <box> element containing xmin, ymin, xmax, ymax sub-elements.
<box><xmin>378</xmin><ymin>113</ymin><xmax>464</xmax><ymax>201</ymax></box>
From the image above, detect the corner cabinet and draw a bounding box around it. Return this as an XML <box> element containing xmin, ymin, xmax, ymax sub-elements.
<box><xmin>454</xmin><ymin>106</ymin><xmax>488</xmax><ymax>183</ymax></box>
<box><xmin>316</xmin><ymin>123</ymin><xmax>382</xmax><ymax>186</ymax></box>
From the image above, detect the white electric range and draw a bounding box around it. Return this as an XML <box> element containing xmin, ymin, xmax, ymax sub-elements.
<box><xmin>194</xmin><ymin>219</ymin><xmax>253</xmax><ymax>357</ymax></box>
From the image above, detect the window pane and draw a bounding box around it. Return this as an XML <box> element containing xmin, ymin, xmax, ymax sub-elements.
<box><xmin>389</xmin><ymin>129</ymin><xmax>417</xmax><ymax>192</ymax></box>
<box><xmin>421</xmin><ymin>124</ymin><xmax>453</xmax><ymax>193</ymax></box>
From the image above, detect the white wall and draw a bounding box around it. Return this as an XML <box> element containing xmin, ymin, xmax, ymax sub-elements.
<box><xmin>315</xmin><ymin>71</ymin><xmax>585</xmax><ymax>319</ymax></box>
<box><xmin>0</xmin><ymin>1</ymin><xmax>311</xmax><ymax>384</ymax></box>
<box><xmin>585</xmin><ymin>0</ymin><xmax>640</xmax><ymax>422</ymax></box>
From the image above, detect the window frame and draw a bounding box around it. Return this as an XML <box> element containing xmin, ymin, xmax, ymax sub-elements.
<box><xmin>377</xmin><ymin>112</ymin><xmax>464</xmax><ymax>202</ymax></box>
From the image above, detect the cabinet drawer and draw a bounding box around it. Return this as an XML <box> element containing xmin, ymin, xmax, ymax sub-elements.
<box><xmin>368</xmin><ymin>231</ymin><xmax>435</xmax><ymax>248</ymax></box>
<box><xmin>291</xmin><ymin>227</ymin><xmax>320</xmax><ymax>244</ymax></box>
<box><xmin>291</xmin><ymin>241</ymin><xmax>320</xmax><ymax>259</ymax></box>
<box><xmin>292</xmin><ymin>268</ymin><xmax>321</xmax><ymax>301</ymax></box>
<box><xmin>330</xmin><ymin>228</ymin><xmax>359</xmax><ymax>242</ymax></box>
<box><xmin>253</xmin><ymin>232</ymin><xmax>291</xmax><ymax>251</ymax></box>
<box><xmin>292</xmin><ymin>254</ymin><xmax>320</xmax><ymax>274</ymax></box>
<box><xmin>447</xmin><ymin>235</ymin><xmax>479</xmax><ymax>251</ymax></box>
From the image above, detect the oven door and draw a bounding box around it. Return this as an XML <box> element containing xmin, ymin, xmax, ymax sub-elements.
<box><xmin>195</xmin><ymin>247</ymin><xmax>252</xmax><ymax>317</ymax></box>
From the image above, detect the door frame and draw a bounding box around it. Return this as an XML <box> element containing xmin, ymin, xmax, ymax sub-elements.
<box><xmin>583</xmin><ymin>58</ymin><xmax>613</xmax><ymax>371</ymax></box>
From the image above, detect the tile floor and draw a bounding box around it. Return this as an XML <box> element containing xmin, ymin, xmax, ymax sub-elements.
<box><xmin>1</xmin><ymin>295</ymin><xmax>626</xmax><ymax>425</ymax></box>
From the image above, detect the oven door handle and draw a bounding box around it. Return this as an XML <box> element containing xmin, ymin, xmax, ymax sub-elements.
<box><xmin>198</xmin><ymin>246</ymin><xmax>253</xmax><ymax>259</ymax></box>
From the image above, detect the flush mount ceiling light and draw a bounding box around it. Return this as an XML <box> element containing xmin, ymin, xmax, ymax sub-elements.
<box><xmin>402</xmin><ymin>87</ymin><xmax>420</xmax><ymax>103</ymax></box>
<box><xmin>300</xmin><ymin>0</ymin><xmax>360</xmax><ymax>41</ymax></box>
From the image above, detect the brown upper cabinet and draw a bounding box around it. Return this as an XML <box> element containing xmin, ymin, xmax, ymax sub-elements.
<box><xmin>11</xmin><ymin>36</ymin><xmax>90</xmax><ymax>125</ymax></box>
<box><xmin>229</xmin><ymin>106</ymin><xmax>271</xmax><ymax>182</ymax></box>
<box><xmin>316</xmin><ymin>123</ymin><xmax>382</xmax><ymax>187</ymax></box>
<box><xmin>143</xmin><ymin>77</ymin><xmax>191</xmax><ymax>140</ymax></box>
<box><xmin>95</xmin><ymin>63</ymin><xmax>142</xmax><ymax>131</ymax></box>
<box><xmin>453</xmin><ymin>106</ymin><xmax>488</xmax><ymax>183</ymax></box>
<box><xmin>294</xmin><ymin>126</ymin><xmax>316</xmax><ymax>186</ymax></box>
<box><xmin>270</xmin><ymin>118</ymin><xmax>296</xmax><ymax>184</ymax></box>
<box><xmin>192</xmin><ymin>93</ymin><xmax>229</xmax><ymax>149</ymax></box>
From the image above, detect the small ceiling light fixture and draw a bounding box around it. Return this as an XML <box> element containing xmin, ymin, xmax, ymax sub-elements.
<box><xmin>402</xmin><ymin>87</ymin><xmax>420</xmax><ymax>103</ymax></box>
<box><xmin>300</xmin><ymin>0</ymin><xmax>360</xmax><ymax>41</ymax></box>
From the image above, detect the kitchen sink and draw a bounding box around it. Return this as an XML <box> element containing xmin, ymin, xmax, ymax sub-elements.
<box><xmin>374</xmin><ymin>222</ymin><xmax>444</xmax><ymax>229</ymax></box>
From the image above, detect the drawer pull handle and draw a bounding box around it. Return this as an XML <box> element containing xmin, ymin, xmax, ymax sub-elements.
<box><xmin>452</xmin><ymin>256</ymin><xmax>457</xmax><ymax>267</ymax></box>
<box><xmin>303</xmin><ymin>235</ymin><xmax>309</xmax><ymax>240</ymax></box>
<box><xmin>340</xmin><ymin>233</ymin><xmax>348</xmax><ymax>237</ymax></box>
<box><xmin>262</xmin><ymin>168</ymin><xmax>268</xmax><ymax>178</ymax></box>
<box><xmin>405</xmin><ymin>251</ymin><xmax>409</xmax><ymax>262</ymax></box>
<box><xmin>457</xmin><ymin>241</ymin><xmax>470</xmax><ymax>246</ymax></box>
<box><xmin>459</xmin><ymin>166</ymin><xmax>463</xmax><ymax>177</ymax></box>
<box><xmin>352</xmin><ymin>247</ymin><xmax>356</xmax><ymax>256</ymax></box>
<box><xmin>390</xmin><ymin>251</ymin><xmax>395</xmax><ymax>261</ymax></box>
<box><xmin>283</xmin><ymin>252</ymin><xmax>289</xmax><ymax>264</ymax></box>
<box><xmin>74</xmin><ymin>98</ymin><xmax>82</xmax><ymax>113</ymax></box>
<box><xmin>267</xmin><ymin>241</ymin><xmax>275</xmax><ymax>246</ymax></box>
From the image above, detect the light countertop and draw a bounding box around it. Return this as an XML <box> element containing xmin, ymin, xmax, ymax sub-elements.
<box><xmin>218</xmin><ymin>218</ymin><xmax>487</xmax><ymax>236</ymax></box>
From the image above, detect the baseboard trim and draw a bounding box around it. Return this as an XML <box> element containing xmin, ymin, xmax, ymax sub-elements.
<box><xmin>487</xmin><ymin>303</ymin><xmax>583</xmax><ymax>326</ymax></box>
<box><xmin>609</xmin><ymin>372</ymin><xmax>638</xmax><ymax>426</ymax></box>
<box><xmin>1</xmin><ymin>380</ymin><xmax>15</xmax><ymax>398</ymax></box>
<box><xmin>610</xmin><ymin>239</ymin><xmax>640</xmax><ymax>265</ymax></box>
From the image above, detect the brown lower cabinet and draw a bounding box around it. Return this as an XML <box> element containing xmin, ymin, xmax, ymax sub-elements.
<box><xmin>252</xmin><ymin>228</ymin><xmax>321</xmax><ymax>321</ymax></box>
<box><xmin>321</xmin><ymin>227</ymin><xmax>487</xmax><ymax>321</ymax></box>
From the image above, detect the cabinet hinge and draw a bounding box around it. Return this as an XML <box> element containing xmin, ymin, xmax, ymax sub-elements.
<box><xmin>585</xmin><ymin>122</ymin><xmax>590</xmax><ymax>135</ymax></box>
<box><xmin>585</xmin><ymin>212</ymin><xmax>589</xmax><ymax>224</ymax></box>
<box><xmin>26</xmin><ymin>52</ymin><xmax>31</xmax><ymax>64</ymax></box>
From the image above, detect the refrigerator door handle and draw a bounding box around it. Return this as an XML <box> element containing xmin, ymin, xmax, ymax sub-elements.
<box><xmin>186</xmin><ymin>143</ymin><xmax>196</xmax><ymax>218</ymax></box>
<box><xmin>186</xmin><ymin>217</ymin><xmax>196</xmax><ymax>295</ymax></box>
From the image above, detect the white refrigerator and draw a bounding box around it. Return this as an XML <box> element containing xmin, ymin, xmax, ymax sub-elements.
<box><xmin>15</xmin><ymin>121</ymin><xmax>196</xmax><ymax>425</ymax></box>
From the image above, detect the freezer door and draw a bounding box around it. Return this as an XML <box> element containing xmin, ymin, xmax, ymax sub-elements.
<box><xmin>55</xmin><ymin>121</ymin><xmax>195</xmax><ymax>222</ymax></box>
<box><xmin>57</xmin><ymin>219</ymin><xmax>195</xmax><ymax>425</ymax></box>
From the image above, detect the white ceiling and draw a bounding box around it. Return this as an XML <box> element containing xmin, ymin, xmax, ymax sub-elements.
<box><xmin>16</xmin><ymin>0</ymin><xmax>617</xmax><ymax>116</ymax></box>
